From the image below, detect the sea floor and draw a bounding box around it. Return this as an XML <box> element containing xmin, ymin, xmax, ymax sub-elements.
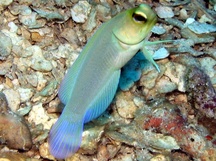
<box><xmin>0</xmin><ymin>0</ymin><xmax>216</xmax><ymax>161</ymax></box>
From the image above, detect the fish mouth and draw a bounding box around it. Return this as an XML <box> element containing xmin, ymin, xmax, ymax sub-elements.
<box><xmin>112</xmin><ymin>30</ymin><xmax>144</xmax><ymax>46</ymax></box>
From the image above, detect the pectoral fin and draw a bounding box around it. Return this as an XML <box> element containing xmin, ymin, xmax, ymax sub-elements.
<box><xmin>142</xmin><ymin>47</ymin><xmax>160</xmax><ymax>72</ymax></box>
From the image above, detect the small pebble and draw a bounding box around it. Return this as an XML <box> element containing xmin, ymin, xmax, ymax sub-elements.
<box><xmin>32</xmin><ymin>8</ymin><xmax>64</xmax><ymax>21</ymax></box>
<box><xmin>60</xmin><ymin>28</ymin><xmax>80</xmax><ymax>48</ymax></box>
<box><xmin>199</xmin><ymin>57</ymin><xmax>216</xmax><ymax>82</ymax></box>
<box><xmin>22</xmin><ymin>45</ymin><xmax>53</xmax><ymax>72</ymax></box>
<box><xmin>71</xmin><ymin>1</ymin><xmax>91</xmax><ymax>23</ymax></box>
<box><xmin>115</xmin><ymin>92</ymin><xmax>137</xmax><ymax>119</ymax></box>
<box><xmin>187</xmin><ymin>21</ymin><xmax>216</xmax><ymax>34</ymax></box>
<box><xmin>179</xmin><ymin>8</ymin><xmax>188</xmax><ymax>19</ymax></box>
<box><xmin>164</xmin><ymin>62</ymin><xmax>187</xmax><ymax>92</ymax></box>
<box><xmin>0</xmin><ymin>31</ymin><xmax>12</xmax><ymax>59</ymax></box>
<box><xmin>96</xmin><ymin>4</ymin><xmax>112</xmax><ymax>22</ymax></box>
<box><xmin>39</xmin><ymin>142</ymin><xmax>55</xmax><ymax>160</ymax></box>
<box><xmin>82</xmin><ymin>7</ymin><xmax>97</xmax><ymax>32</ymax></box>
<box><xmin>36</xmin><ymin>72</ymin><xmax>47</xmax><ymax>91</ymax></box>
<box><xmin>155</xmin><ymin>77</ymin><xmax>177</xmax><ymax>94</ymax></box>
<box><xmin>151</xmin><ymin>26</ymin><xmax>166</xmax><ymax>35</ymax></box>
<box><xmin>155</xmin><ymin>6</ymin><xmax>174</xmax><ymax>18</ymax></box>
<box><xmin>17</xmin><ymin>87</ymin><xmax>34</xmax><ymax>102</ymax></box>
<box><xmin>81</xmin><ymin>125</ymin><xmax>105</xmax><ymax>153</ymax></box>
<box><xmin>0</xmin><ymin>152</ymin><xmax>30</xmax><ymax>161</ymax></box>
<box><xmin>0</xmin><ymin>92</ymin><xmax>32</xmax><ymax>150</ymax></box>
<box><xmin>3</xmin><ymin>89</ymin><xmax>21</xmax><ymax>112</ymax></box>
<box><xmin>0</xmin><ymin>0</ymin><xmax>13</xmax><ymax>8</ymax></box>
<box><xmin>28</xmin><ymin>103</ymin><xmax>55</xmax><ymax>129</ymax></box>
<box><xmin>8</xmin><ymin>22</ymin><xmax>18</xmax><ymax>33</ymax></box>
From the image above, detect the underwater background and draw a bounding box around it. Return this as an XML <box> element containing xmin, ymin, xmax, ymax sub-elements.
<box><xmin>0</xmin><ymin>0</ymin><xmax>216</xmax><ymax>160</ymax></box>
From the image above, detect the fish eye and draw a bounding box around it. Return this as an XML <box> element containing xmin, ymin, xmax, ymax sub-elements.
<box><xmin>132</xmin><ymin>13</ymin><xmax>147</xmax><ymax>23</ymax></box>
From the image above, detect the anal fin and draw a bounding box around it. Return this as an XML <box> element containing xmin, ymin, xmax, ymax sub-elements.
<box><xmin>84</xmin><ymin>70</ymin><xmax>120</xmax><ymax>123</ymax></box>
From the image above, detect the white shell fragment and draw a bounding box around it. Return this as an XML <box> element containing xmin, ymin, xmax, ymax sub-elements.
<box><xmin>155</xmin><ymin>6</ymin><xmax>174</xmax><ymax>18</ymax></box>
<box><xmin>151</xmin><ymin>25</ymin><xmax>166</xmax><ymax>35</ymax></box>
<box><xmin>187</xmin><ymin>21</ymin><xmax>216</xmax><ymax>34</ymax></box>
<box><xmin>8</xmin><ymin>22</ymin><xmax>18</xmax><ymax>33</ymax></box>
<box><xmin>71</xmin><ymin>1</ymin><xmax>91</xmax><ymax>23</ymax></box>
<box><xmin>153</xmin><ymin>47</ymin><xmax>169</xmax><ymax>60</ymax></box>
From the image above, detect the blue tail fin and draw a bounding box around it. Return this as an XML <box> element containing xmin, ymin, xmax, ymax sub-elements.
<box><xmin>49</xmin><ymin>116</ymin><xmax>83</xmax><ymax>159</ymax></box>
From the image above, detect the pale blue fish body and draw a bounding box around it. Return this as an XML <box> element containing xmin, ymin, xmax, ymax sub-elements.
<box><xmin>49</xmin><ymin>4</ymin><xmax>166</xmax><ymax>159</ymax></box>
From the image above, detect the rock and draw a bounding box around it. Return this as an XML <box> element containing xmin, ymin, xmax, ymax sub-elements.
<box><xmin>186</xmin><ymin>66</ymin><xmax>216</xmax><ymax>118</ymax></box>
<box><xmin>60</xmin><ymin>28</ymin><xmax>80</xmax><ymax>48</ymax></box>
<box><xmin>39</xmin><ymin>80</ymin><xmax>58</xmax><ymax>97</ymax></box>
<box><xmin>71</xmin><ymin>1</ymin><xmax>91</xmax><ymax>23</ymax></box>
<box><xmin>96</xmin><ymin>4</ymin><xmax>111</xmax><ymax>22</ymax></box>
<box><xmin>0</xmin><ymin>31</ymin><xmax>12</xmax><ymax>60</ymax></box>
<box><xmin>19</xmin><ymin>9</ymin><xmax>46</xmax><ymax>28</ymax></box>
<box><xmin>0</xmin><ymin>59</ymin><xmax>12</xmax><ymax>75</ymax></box>
<box><xmin>39</xmin><ymin>142</ymin><xmax>55</xmax><ymax>160</ymax></box>
<box><xmin>28</xmin><ymin>46</ymin><xmax>53</xmax><ymax>72</ymax></box>
<box><xmin>140</xmin><ymin>69</ymin><xmax>159</xmax><ymax>89</ymax></box>
<box><xmin>25</xmin><ymin>73</ymin><xmax>38</xmax><ymax>87</ymax></box>
<box><xmin>150</xmin><ymin>154</ymin><xmax>170</xmax><ymax>161</ymax></box>
<box><xmin>31</xmin><ymin>32</ymin><xmax>44</xmax><ymax>42</ymax></box>
<box><xmin>164</xmin><ymin>62</ymin><xmax>187</xmax><ymax>92</ymax></box>
<box><xmin>155</xmin><ymin>6</ymin><xmax>174</xmax><ymax>18</ymax></box>
<box><xmin>0</xmin><ymin>0</ymin><xmax>13</xmax><ymax>6</ymax></box>
<box><xmin>8</xmin><ymin>21</ymin><xmax>19</xmax><ymax>33</ymax></box>
<box><xmin>187</xmin><ymin>21</ymin><xmax>216</xmax><ymax>34</ymax></box>
<box><xmin>115</xmin><ymin>92</ymin><xmax>138</xmax><ymax>119</ymax></box>
<box><xmin>19</xmin><ymin>45</ymin><xmax>53</xmax><ymax>72</ymax></box>
<box><xmin>54</xmin><ymin>0</ymin><xmax>68</xmax><ymax>7</ymax></box>
<box><xmin>3</xmin><ymin>89</ymin><xmax>21</xmax><ymax>112</ymax></box>
<box><xmin>179</xmin><ymin>8</ymin><xmax>189</xmax><ymax>20</ymax></box>
<box><xmin>36</xmin><ymin>72</ymin><xmax>47</xmax><ymax>91</ymax></box>
<box><xmin>81</xmin><ymin>125</ymin><xmax>105</xmax><ymax>154</ymax></box>
<box><xmin>0</xmin><ymin>152</ymin><xmax>29</xmax><ymax>161</ymax></box>
<box><xmin>17</xmin><ymin>105</ymin><xmax>31</xmax><ymax>116</ymax></box>
<box><xmin>199</xmin><ymin>57</ymin><xmax>216</xmax><ymax>84</ymax></box>
<box><xmin>140</xmin><ymin>100</ymin><xmax>207</xmax><ymax>159</ymax></box>
<box><xmin>97</xmin><ymin>143</ymin><xmax>121</xmax><ymax>161</ymax></box>
<box><xmin>155</xmin><ymin>76</ymin><xmax>177</xmax><ymax>94</ymax></box>
<box><xmin>28</xmin><ymin>103</ymin><xmax>55</xmax><ymax>129</ymax></box>
<box><xmin>146</xmin><ymin>132</ymin><xmax>179</xmax><ymax>150</ymax></box>
<box><xmin>17</xmin><ymin>87</ymin><xmax>34</xmax><ymax>102</ymax></box>
<box><xmin>173</xmin><ymin>54</ymin><xmax>201</xmax><ymax>68</ymax></box>
<box><xmin>152</xmin><ymin>25</ymin><xmax>166</xmax><ymax>35</ymax></box>
<box><xmin>52</xmin><ymin>44</ymin><xmax>79</xmax><ymax>59</ymax></box>
<box><xmin>82</xmin><ymin>7</ymin><xmax>97</xmax><ymax>32</ymax></box>
<box><xmin>1</xmin><ymin>29</ymin><xmax>31</xmax><ymax>50</ymax></box>
<box><xmin>153</xmin><ymin>48</ymin><xmax>169</xmax><ymax>60</ymax></box>
<box><xmin>32</xmin><ymin>7</ymin><xmax>64</xmax><ymax>21</ymax></box>
<box><xmin>0</xmin><ymin>92</ymin><xmax>32</xmax><ymax>150</ymax></box>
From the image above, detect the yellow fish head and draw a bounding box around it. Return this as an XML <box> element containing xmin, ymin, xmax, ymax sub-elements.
<box><xmin>113</xmin><ymin>4</ymin><xmax>157</xmax><ymax>45</ymax></box>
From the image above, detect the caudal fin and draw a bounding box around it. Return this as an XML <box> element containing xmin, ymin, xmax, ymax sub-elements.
<box><xmin>49</xmin><ymin>116</ymin><xmax>83</xmax><ymax>159</ymax></box>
